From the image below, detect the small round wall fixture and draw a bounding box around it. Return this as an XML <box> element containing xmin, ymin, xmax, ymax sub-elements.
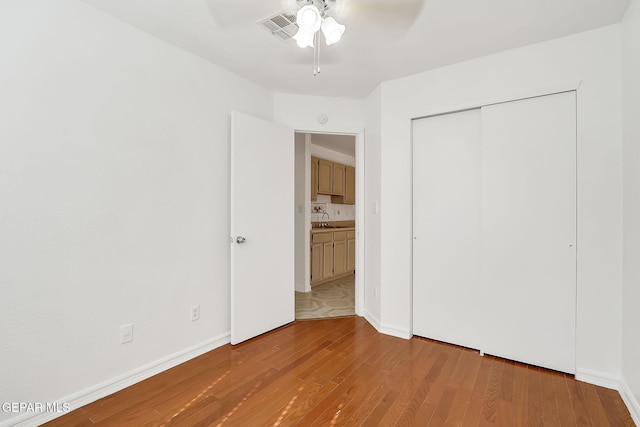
<box><xmin>317</xmin><ymin>114</ymin><xmax>328</xmax><ymax>124</ymax></box>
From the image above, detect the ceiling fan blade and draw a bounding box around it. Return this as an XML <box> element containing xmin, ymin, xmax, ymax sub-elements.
<box><xmin>204</xmin><ymin>0</ymin><xmax>298</xmax><ymax>29</ymax></box>
<box><xmin>331</xmin><ymin>0</ymin><xmax>426</xmax><ymax>37</ymax></box>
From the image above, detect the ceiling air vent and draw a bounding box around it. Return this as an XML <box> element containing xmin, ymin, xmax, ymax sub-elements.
<box><xmin>259</xmin><ymin>12</ymin><xmax>299</xmax><ymax>41</ymax></box>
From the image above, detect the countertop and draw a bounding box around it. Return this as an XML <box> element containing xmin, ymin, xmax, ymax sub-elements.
<box><xmin>311</xmin><ymin>220</ymin><xmax>355</xmax><ymax>233</ymax></box>
<box><xmin>311</xmin><ymin>226</ymin><xmax>355</xmax><ymax>234</ymax></box>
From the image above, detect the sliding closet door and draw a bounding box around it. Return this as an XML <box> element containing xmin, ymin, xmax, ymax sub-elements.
<box><xmin>412</xmin><ymin>109</ymin><xmax>482</xmax><ymax>350</ymax></box>
<box><xmin>481</xmin><ymin>92</ymin><xmax>576</xmax><ymax>373</ymax></box>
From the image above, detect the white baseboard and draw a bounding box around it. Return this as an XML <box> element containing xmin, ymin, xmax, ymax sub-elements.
<box><xmin>575</xmin><ymin>368</ymin><xmax>621</xmax><ymax>390</ymax></box>
<box><xmin>619</xmin><ymin>381</ymin><xmax>640</xmax><ymax>426</ymax></box>
<box><xmin>575</xmin><ymin>368</ymin><xmax>640</xmax><ymax>426</ymax></box>
<box><xmin>363</xmin><ymin>309</ymin><xmax>411</xmax><ymax>340</ymax></box>
<box><xmin>2</xmin><ymin>333</ymin><xmax>230</xmax><ymax>427</ymax></box>
<box><xmin>379</xmin><ymin>324</ymin><xmax>411</xmax><ymax>340</ymax></box>
<box><xmin>363</xmin><ymin>309</ymin><xmax>382</xmax><ymax>332</ymax></box>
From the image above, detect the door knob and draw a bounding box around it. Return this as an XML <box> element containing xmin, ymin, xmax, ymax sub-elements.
<box><xmin>236</xmin><ymin>236</ymin><xmax>246</xmax><ymax>244</ymax></box>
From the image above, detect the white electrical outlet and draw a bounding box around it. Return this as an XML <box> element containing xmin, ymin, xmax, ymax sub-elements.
<box><xmin>191</xmin><ymin>305</ymin><xmax>200</xmax><ymax>321</ymax></box>
<box><xmin>121</xmin><ymin>323</ymin><xmax>133</xmax><ymax>344</ymax></box>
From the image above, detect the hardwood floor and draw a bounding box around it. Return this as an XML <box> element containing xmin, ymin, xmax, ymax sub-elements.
<box><xmin>44</xmin><ymin>317</ymin><xmax>635</xmax><ymax>426</ymax></box>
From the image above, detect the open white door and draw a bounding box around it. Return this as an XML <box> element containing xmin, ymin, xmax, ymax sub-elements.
<box><xmin>230</xmin><ymin>111</ymin><xmax>294</xmax><ymax>345</ymax></box>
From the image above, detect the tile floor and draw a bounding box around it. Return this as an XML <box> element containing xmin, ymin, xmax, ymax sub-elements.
<box><xmin>295</xmin><ymin>274</ymin><xmax>355</xmax><ymax>319</ymax></box>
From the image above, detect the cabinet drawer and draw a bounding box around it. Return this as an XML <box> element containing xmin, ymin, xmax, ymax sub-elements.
<box><xmin>347</xmin><ymin>230</ymin><xmax>356</xmax><ymax>239</ymax></box>
<box><xmin>333</xmin><ymin>231</ymin><xmax>347</xmax><ymax>241</ymax></box>
<box><xmin>312</xmin><ymin>232</ymin><xmax>333</xmax><ymax>244</ymax></box>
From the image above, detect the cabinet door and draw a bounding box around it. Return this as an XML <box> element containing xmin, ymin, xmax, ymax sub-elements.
<box><xmin>323</xmin><ymin>242</ymin><xmax>334</xmax><ymax>279</ymax></box>
<box><xmin>312</xmin><ymin>232</ymin><xmax>332</xmax><ymax>284</ymax></box>
<box><xmin>333</xmin><ymin>231</ymin><xmax>347</xmax><ymax>276</ymax></box>
<box><xmin>333</xmin><ymin>163</ymin><xmax>346</xmax><ymax>196</ymax></box>
<box><xmin>311</xmin><ymin>242</ymin><xmax>323</xmax><ymax>284</ymax></box>
<box><xmin>344</xmin><ymin>166</ymin><xmax>355</xmax><ymax>204</ymax></box>
<box><xmin>311</xmin><ymin>157</ymin><xmax>318</xmax><ymax>202</ymax></box>
<box><xmin>318</xmin><ymin>159</ymin><xmax>333</xmax><ymax>194</ymax></box>
<box><xmin>347</xmin><ymin>234</ymin><xmax>356</xmax><ymax>272</ymax></box>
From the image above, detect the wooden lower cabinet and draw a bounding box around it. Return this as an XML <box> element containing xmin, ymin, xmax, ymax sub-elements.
<box><xmin>322</xmin><ymin>240</ymin><xmax>333</xmax><ymax>280</ymax></box>
<box><xmin>311</xmin><ymin>229</ymin><xmax>355</xmax><ymax>286</ymax></box>
<box><xmin>333</xmin><ymin>231</ymin><xmax>348</xmax><ymax>276</ymax></box>
<box><xmin>311</xmin><ymin>232</ymin><xmax>332</xmax><ymax>284</ymax></box>
<box><xmin>347</xmin><ymin>230</ymin><xmax>356</xmax><ymax>272</ymax></box>
<box><xmin>311</xmin><ymin>243</ymin><xmax>323</xmax><ymax>283</ymax></box>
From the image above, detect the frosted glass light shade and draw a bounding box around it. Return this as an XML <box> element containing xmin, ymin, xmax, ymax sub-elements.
<box><xmin>321</xmin><ymin>17</ymin><xmax>345</xmax><ymax>45</ymax></box>
<box><xmin>296</xmin><ymin>5</ymin><xmax>321</xmax><ymax>32</ymax></box>
<box><xmin>293</xmin><ymin>28</ymin><xmax>315</xmax><ymax>48</ymax></box>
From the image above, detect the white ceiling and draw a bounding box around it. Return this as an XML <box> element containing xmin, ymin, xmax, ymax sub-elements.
<box><xmin>81</xmin><ymin>0</ymin><xmax>630</xmax><ymax>99</ymax></box>
<box><xmin>310</xmin><ymin>133</ymin><xmax>356</xmax><ymax>157</ymax></box>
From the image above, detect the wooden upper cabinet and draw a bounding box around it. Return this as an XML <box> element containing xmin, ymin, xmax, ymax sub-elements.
<box><xmin>317</xmin><ymin>158</ymin><xmax>333</xmax><ymax>194</ymax></box>
<box><xmin>344</xmin><ymin>166</ymin><xmax>355</xmax><ymax>205</ymax></box>
<box><xmin>313</xmin><ymin>157</ymin><xmax>355</xmax><ymax>201</ymax></box>
<box><xmin>333</xmin><ymin>163</ymin><xmax>345</xmax><ymax>196</ymax></box>
<box><xmin>311</xmin><ymin>157</ymin><xmax>318</xmax><ymax>202</ymax></box>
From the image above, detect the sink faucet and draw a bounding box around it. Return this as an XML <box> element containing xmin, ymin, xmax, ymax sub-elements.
<box><xmin>321</xmin><ymin>211</ymin><xmax>329</xmax><ymax>227</ymax></box>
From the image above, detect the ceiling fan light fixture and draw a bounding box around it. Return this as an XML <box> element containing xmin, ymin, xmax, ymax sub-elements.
<box><xmin>320</xmin><ymin>16</ymin><xmax>345</xmax><ymax>45</ymax></box>
<box><xmin>292</xmin><ymin>2</ymin><xmax>346</xmax><ymax>73</ymax></box>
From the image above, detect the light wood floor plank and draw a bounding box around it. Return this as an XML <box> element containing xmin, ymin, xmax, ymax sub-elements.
<box><xmin>43</xmin><ymin>317</ymin><xmax>635</xmax><ymax>427</ymax></box>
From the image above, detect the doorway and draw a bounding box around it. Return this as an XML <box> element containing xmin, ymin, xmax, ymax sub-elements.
<box><xmin>294</xmin><ymin>132</ymin><xmax>359</xmax><ymax>319</ymax></box>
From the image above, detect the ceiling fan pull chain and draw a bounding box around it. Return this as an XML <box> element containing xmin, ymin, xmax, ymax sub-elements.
<box><xmin>313</xmin><ymin>31</ymin><xmax>320</xmax><ymax>75</ymax></box>
<box><xmin>317</xmin><ymin>32</ymin><xmax>321</xmax><ymax>74</ymax></box>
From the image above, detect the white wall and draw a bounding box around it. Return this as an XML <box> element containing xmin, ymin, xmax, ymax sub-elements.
<box><xmin>622</xmin><ymin>0</ymin><xmax>640</xmax><ymax>422</ymax></box>
<box><xmin>0</xmin><ymin>1</ymin><xmax>273</xmax><ymax>425</ymax></box>
<box><xmin>363</xmin><ymin>87</ymin><xmax>382</xmax><ymax>324</ymax></box>
<box><xmin>379</xmin><ymin>25</ymin><xmax>624</xmax><ymax>381</ymax></box>
<box><xmin>273</xmin><ymin>94</ymin><xmax>365</xmax><ymax>135</ymax></box>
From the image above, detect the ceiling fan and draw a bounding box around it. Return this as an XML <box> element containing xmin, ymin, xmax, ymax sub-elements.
<box><xmin>206</xmin><ymin>0</ymin><xmax>425</xmax><ymax>74</ymax></box>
